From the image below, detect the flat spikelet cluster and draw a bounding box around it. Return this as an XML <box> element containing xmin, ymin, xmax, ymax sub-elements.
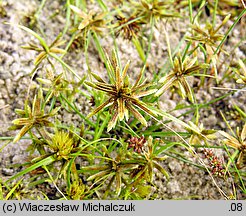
<box><xmin>85</xmin><ymin>50</ymin><xmax>157</xmax><ymax>131</ymax></box>
<box><xmin>49</xmin><ymin>130</ymin><xmax>75</xmax><ymax>160</ymax></box>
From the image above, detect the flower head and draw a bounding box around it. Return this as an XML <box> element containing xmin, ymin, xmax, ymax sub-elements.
<box><xmin>187</xmin><ymin>121</ymin><xmax>217</xmax><ymax>145</ymax></box>
<box><xmin>127</xmin><ymin>136</ymin><xmax>146</xmax><ymax>153</ymax></box>
<box><xmin>70</xmin><ymin>5</ymin><xmax>109</xmax><ymax>35</ymax></box>
<box><xmin>22</xmin><ymin>34</ymin><xmax>66</xmax><ymax>66</ymax></box>
<box><xmin>134</xmin><ymin>0</ymin><xmax>180</xmax><ymax>23</ymax></box>
<box><xmin>48</xmin><ymin>130</ymin><xmax>76</xmax><ymax>160</ymax></box>
<box><xmin>85</xmin><ymin>49</ymin><xmax>157</xmax><ymax>131</ymax></box>
<box><xmin>37</xmin><ymin>69</ymin><xmax>70</xmax><ymax>102</ymax></box>
<box><xmin>11</xmin><ymin>89</ymin><xmax>59</xmax><ymax>143</ymax></box>
<box><xmin>219</xmin><ymin>123</ymin><xmax>246</xmax><ymax>168</ymax></box>
<box><xmin>155</xmin><ymin>54</ymin><xmax>209</xmax><ymax>102</ymax></box>
<box><xmin>114</xmin><ymin>15</ymin><xmax>142</xmax><ymax>40</ymax></box>
<box><xmin>186</xmin><ymin>14</ymin><xmax>231</xmax><ymax>59</ymax></box>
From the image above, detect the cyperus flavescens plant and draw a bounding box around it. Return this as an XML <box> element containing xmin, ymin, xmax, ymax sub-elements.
<box><xmin>10</xmin><ymin>89</ymin><xmax>59</xmax><ymax>143</ymax></box>
<box><xmin>186</xmin><ymin>121</ymin><xmax>217</xmax><ymax>145</ymax></box>
<box><xmin>114</xmin><ymin>14</ymin><xmax>142</xmax><ymax>40</ymax></box>
<box><xmin>47</xmin><ymin>129</ymin><xmax>78</xmax><ymax>160</ymax></box>
<box><xmin>121</xmin><ymin>136</ymin><xmax>169</xmax><ymax>198</ymax></box>
<box><xmin>186</xmin><ymin>14</ymin><xmax>231</xmax><ymax>60</ymax></box>
<box><xmin>127</xmin><ymin>136</ymin><xmax>146</xmax><ymax>153</ymax></box>
<box><xmin>133</xmin><ymin>0</ymin><xmax>180</xmax><ymax>24</ymax></box>
<box><xmin>129</xmin><ymin>136</ymin><xmax>169</xmax><ymax>183</ymax></box>
<box><xmin>174</xmin><ymin>0</ymin><xmax>240</xmax><ymax>16</ymax></box>
<box><xmin>37</xmin><ymin>68</ymin><xmax>71</xmax><ymax>103</ymax></box>
<box><xmin>78</xmin><ymin>140</ymin><xmax>140</xmax><ymax>197</ymax></box>
<box><xmin>67</xmin><ymin>179</ymin><xmax>86</xmax><ymax>200</ymax></box>
<box><xmin>219</xmin><ymin>122</ymin><xmax>246</xmax><ymax>168</ymax></box>
<box><xmin>22</xmin><ymin>33</ymin><xmax>66</xmax><ymax>66</ymax></box>
<box><xmin>204</xmin><ymin>0</ymin><xmax>241</xmax><ymax>17</ymax></box>
<box><xmin>77</xmin><ymin>136</ymin><xmax>169</xmax><ymax>198</ymax></box>
<box><xmin>5</xmin><ymin>23</ymin><xmax>81</xmax><ymax>79</ymax></box>
<box><xmin>233</xmin><ymin>59</ymin><xmax>246</xmax><ymax>85</ymax></box>
<box><xmin>202</xmin><ymin>149</ymin><xmax>225</xmax><ymax>177</ymax></box>
<box><xmin>155</xmin><ymin>54</ymin><xmax>209</xmax><ymax>102</ymax></box>
<box><xmin>70</xmin><ymin>5</ymin><xmax>110</xmax><ymax>35</ymax></box>
<box><xmin>85</xmin><ymin>49</ymin><xmax>157</xmax><ymax>131</ymax></box>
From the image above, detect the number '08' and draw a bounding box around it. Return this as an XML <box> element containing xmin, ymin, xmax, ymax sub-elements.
<box><xmin>230</xmin><ymin>203</ymin><xmax>243</xmax><ymax>211</ymax></box>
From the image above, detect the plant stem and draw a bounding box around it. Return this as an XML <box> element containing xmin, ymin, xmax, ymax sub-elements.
<box><xmin>214</xmin><ymin>9</ymin><xmax>246</xmax><ymax>55</ymax></box>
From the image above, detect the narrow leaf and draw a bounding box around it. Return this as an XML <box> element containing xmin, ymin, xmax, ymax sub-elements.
<box><xmin>153</xmin><ymin>161</ymin><xmax>169</xmax><ymax>180</ymax></box>
<box><xmin>155</xmin><ymin>75</ymin><xmax>176</xmax><ymax>97</ymax></box>
<box><xmin>118</xmin><ymin>98</ymin><xmax>125</xmax><ymax>121</ymax></box>
<box><xmin>6</xmin><ymin>155</ymin><xmax>55</xmax><ymax>183</ymax></box>
<box><xmin>125</xmin><ymin>103</ymin><xmax>147</xmax><ymax>126</ymax></box>
<box><xmin>13</xmin><ymin>124</ymin><xmax>33</xmax><ymax>143</ymax></box>
<box><xmin>87</xmin><ymin>170</ymin><xmax>110</xmax><ymax>181</ymax></box>
<box><xmin>122</xmin><ymin>60</ymin><xmax>130</xmax><ymax>80</ymax></box>
<box><xmin>115</xmin><ymin>172</ymin><xmax>122</xmax><ymax>196</ymax></box>
<box><xmin>133</xmin><ymin>89</ymin><xmax>157</xmax><ymax>98</ymax></box>
<box><xmin>107</xmin><ymin>111</ymin><xmax>119</xmax><ymax>132</ymax></box>
<box><xmin>87</xmin><ymin>98</ymin><xmax>112</xmax><ymax>118</ymax></box>
<box><xmin>91</xmin><ymin>72</ymin><xmax>106</xmax><ymax>83</ymax></box>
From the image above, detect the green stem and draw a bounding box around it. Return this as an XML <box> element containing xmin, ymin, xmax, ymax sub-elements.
<box><xmin>62</xmin><ymin>0</ymin><xmax>71</xmax><ymax>37</ymax></box>
<box><xmin>92</xmin><ymin>32</ymin><xmax>114</xmax><ymax>83</ymax></box>
<box><xmin>188</xmin><ymin>0</ymin><xmax>193</xmax><ymax>23</ymax></box>
<box><xmin>212</xmin><ymin>0</ymin><xmax>218</xmax><ymax>27</ymax></box>
<box><xmin>85</xmin><ymin>31</ymin><xmax>92</xmax><ymax>77</ymax></box>
<box><xmin>6</xmin><ymin>155</ymin><xmax>55</xmax><ymax>183</ymax></box>
<box><xmin>43</xmin><ymin>166</ymin><xmax>67</xmax><ymax>200</ymax></box>
<box><xmin>233</xmin><ymin>104</ymin><xmax>246</xmax><ymax>118</ymax></box>
<box><xmin>60</xmin><ymin>93</ymin><xmax>96</xmax><ymax>128</ymax></box>
<box><xmin>6</xmin><ymin>23</ymin><xmax>49</xmax><ymax>53</ymax></box>
<box><xmin>96</xmin><ymin>0</ymin><xmax>108</xmax><ymax>12</ymax></box>
<box><xmin>35</xmin><ymin>0</ymin><xmax>46</xmax><ymax>18</ymax></box>
<box><xmin>74</xmin><ymin>0</ymin><xmax>80</xmax><ymax>25</ymax></box>
<box><xmin>224</xmin><ymin>145</ymin><xmax>246</xmax><ymax>193</ymax></box>
<box><xmin>214</xmin><ymin>9</ymin><xmax>246</xmax><ymax>55</ymax></box>
<box><xmin>132</xmin><ymin>37</ymin><xmax>145</xmax><ymax>62</ymax></box>
<box><xmin>144</xmin><ymin>16</ymin><xmax>154</xmax><ymax>66</ymax></box>
<box><xmin>164</xmin><ymin>92</ymin><xmax>233</xmax><ymax>126</ymax></box>
<box><xmin>94</xmin><ymin>113</ymin><xmax>110</xmax><ymax>141</ymax></box>
<box><xmin>49</xmin><ymin>53</ymin><xmax>81</xmax><ymax>80</ymax></box>
<box><xmin>62</xmin><ymin>33</ymin><xmax>77</xmax><ymax>57</ymax></box>
<box><xmin>182</xmin><ymin>42</ymin><xmax>191</xmax><ymax>61</ymax></box>
<box><xmin>164</xmin><ymin>26</ymin><xmax>173</xmax><ymax>68</ymax></box>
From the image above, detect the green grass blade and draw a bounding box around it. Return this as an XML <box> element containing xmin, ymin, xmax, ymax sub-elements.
<box><xmin>188</xmin><ymin>0</ymin><xmax>193</xmax><ymax>23</ymax></box>
<box><xmin>5</xmin><ymin>23</ymin><xmax>49</xmax><ymax>52</ymax></box>
<box><xmin>212</xmin><ymin>0</ymin><xmax>218</xmax><ymax>27</ymax></box>
<box><xmin>60</xmin><ymin>94</ymin><xmax>96</xmax><ymax>128</ymax></box>
<box><xmin>214</xmin><ymin>9</ymin><xmax>246</xmax><ymax>55</ymax></box>
<box><xmin>153</xmin><ymin>108</ymin><xmax>201</xmax><ymax>134</ymax></box>
<box><xmin>94</xmin><ymin>113</ymin><xmax>110</xmax><ymax>140</ymax></box>
<box><xmin>96</xmin><ymin>0</ymin><xmax>108</xmax><ymax>11</ymax></box>
<box><xmin>6</xmin><ymin>178</ymin><xmax>24</xmax><ymax>200</ymax></box>
<box><xmin>6</xmin><ymin>155</ymin><xmax>55</xmax><ymax>183</ymax></box>
<box><xmin>0</xmin><ymin>179</ymin><xmax>4</xmax><ymax>200</ymax></box>
<box><xmin>132</xmin><ymin>37</ymin><xmax>145</xmax><ymax>62</ymax></box>
<box><xmin>62</xmin><ymin>0</ymin><xmax>71</xmax><ymax>37</ymax></box>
